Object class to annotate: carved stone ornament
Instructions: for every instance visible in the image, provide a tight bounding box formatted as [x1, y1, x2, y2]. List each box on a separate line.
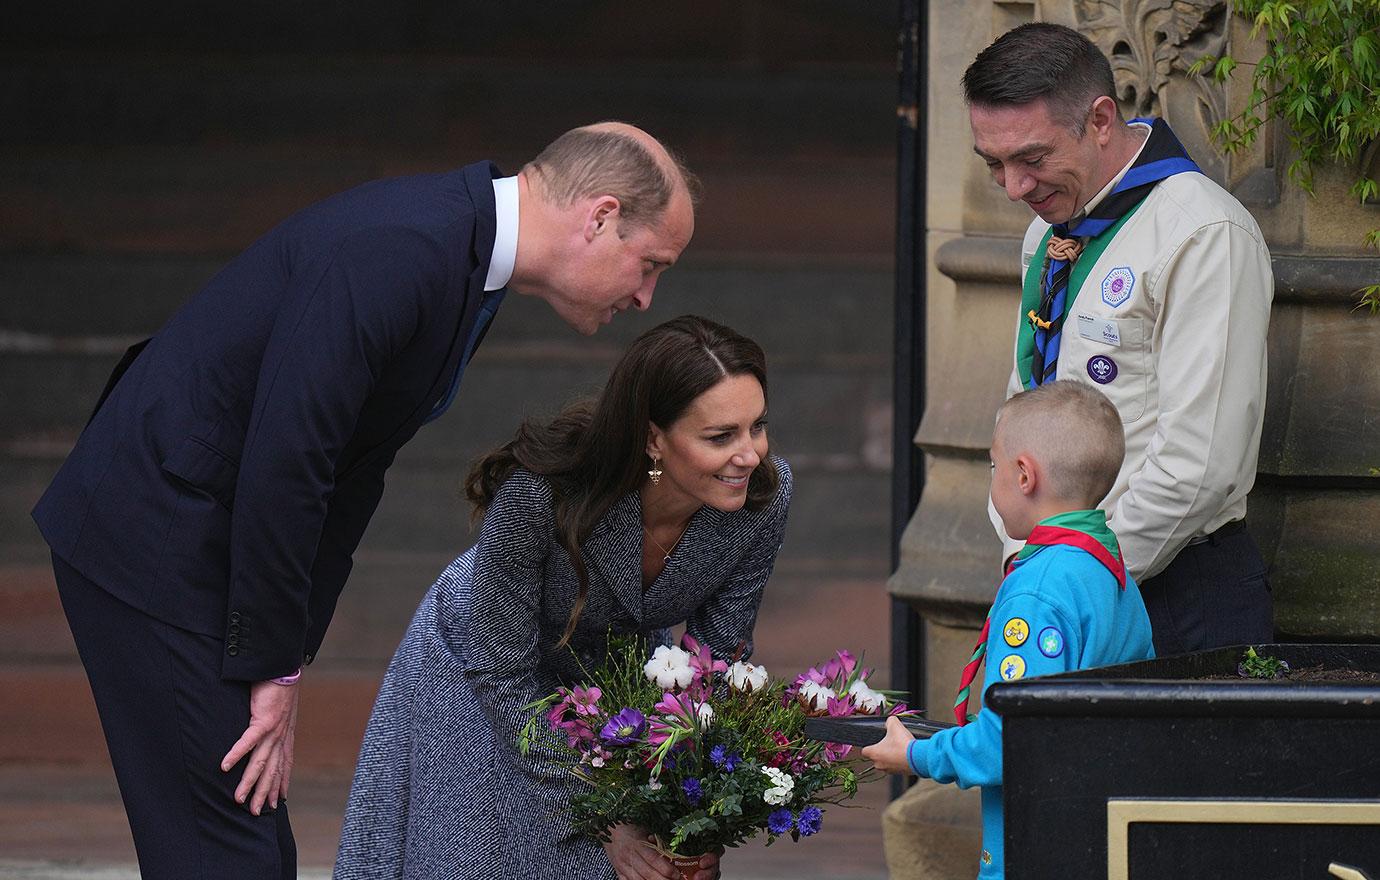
[1075, 0, 1231, 181]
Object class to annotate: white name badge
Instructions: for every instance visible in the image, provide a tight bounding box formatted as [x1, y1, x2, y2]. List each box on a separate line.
[1077, 314, 1122, 347]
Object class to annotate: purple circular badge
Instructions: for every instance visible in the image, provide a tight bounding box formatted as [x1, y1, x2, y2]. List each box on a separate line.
[1087, 355, 1118, 384]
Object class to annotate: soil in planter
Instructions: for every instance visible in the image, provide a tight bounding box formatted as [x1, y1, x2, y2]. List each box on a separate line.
[1200, 665, 1380, 684]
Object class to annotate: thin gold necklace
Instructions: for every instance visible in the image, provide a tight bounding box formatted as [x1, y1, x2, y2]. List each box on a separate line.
[643, 522, 688, 564]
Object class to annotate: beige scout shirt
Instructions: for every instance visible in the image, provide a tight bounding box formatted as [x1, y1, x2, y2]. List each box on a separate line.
[989, 133, 1274, 581]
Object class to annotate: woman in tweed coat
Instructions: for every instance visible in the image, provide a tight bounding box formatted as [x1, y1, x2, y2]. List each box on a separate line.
[335, 316, 792, 880]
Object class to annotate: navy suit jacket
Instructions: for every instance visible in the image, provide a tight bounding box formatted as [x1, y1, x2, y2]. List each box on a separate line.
[34, 161, 502, 681]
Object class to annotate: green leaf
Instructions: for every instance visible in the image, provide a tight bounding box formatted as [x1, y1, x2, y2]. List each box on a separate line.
[1188, 55, 1215, 77]
[1359, 284, 1380, 313]
[1350, 176, 1378, 203]
[1355, 33, 1376, 71]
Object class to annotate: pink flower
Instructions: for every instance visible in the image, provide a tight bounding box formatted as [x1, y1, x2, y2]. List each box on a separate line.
[825, 693, 857, 717]
[765, 730, 795, 769]
[823, 742, 853, 763]
[820, 650, 857, 684]
[569, 685, 602, 716]
[680, 633, 728, 686]
[546, 685, 605, 752]
[649, 691, 702, 746]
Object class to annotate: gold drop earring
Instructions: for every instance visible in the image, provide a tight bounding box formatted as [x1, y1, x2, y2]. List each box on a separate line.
[648, 455, 663, 485]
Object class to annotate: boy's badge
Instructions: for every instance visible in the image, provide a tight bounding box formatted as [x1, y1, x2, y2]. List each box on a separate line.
[1038, 626, 1065, 658]
[999, 654, 1027, 681]
[1087, 355, 1118, 385]
[1101, 266, 1135, 307]
[1003, 617, 1030, 647]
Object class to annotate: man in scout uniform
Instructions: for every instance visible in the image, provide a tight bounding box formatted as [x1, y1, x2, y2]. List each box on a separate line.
[864, 381, 1155, 879]
[966, 23, 1275, 656]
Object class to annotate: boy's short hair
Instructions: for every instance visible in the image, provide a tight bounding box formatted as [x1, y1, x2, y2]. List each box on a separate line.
[996, 381, 1125, 506]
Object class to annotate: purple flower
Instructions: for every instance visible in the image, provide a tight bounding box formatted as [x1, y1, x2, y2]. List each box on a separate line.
[682, 778, 703, 805]
[599, 708, 647, 746]
[797, 806, 823, 836]
[767, 808, 793, 835]
[709, 745, 740, 772]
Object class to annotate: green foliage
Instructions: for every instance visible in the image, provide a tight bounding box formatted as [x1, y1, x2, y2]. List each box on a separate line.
[1239, 646, 1291, 679]
[1187, 0, 1380, 308]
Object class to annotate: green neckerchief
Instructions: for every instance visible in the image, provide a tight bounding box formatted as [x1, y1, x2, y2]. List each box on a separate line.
[1015, 197, 1149, 388]
[1014, 509, 1120, 562]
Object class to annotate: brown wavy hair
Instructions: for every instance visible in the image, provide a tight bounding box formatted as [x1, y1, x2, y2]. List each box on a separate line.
[464, 315, 779, 646]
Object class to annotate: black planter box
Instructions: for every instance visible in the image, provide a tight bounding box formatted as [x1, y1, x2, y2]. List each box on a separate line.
[985, 644, 1380, 880]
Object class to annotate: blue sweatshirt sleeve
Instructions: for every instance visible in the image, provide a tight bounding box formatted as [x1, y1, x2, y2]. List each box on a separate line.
[907, 581, 1081, 788]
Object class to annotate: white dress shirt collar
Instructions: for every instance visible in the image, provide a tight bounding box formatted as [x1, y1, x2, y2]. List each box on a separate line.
[484, 176, 519, 292]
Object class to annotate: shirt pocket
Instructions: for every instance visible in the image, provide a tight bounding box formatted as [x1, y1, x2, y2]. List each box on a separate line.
[1063, 317, 1149, 424]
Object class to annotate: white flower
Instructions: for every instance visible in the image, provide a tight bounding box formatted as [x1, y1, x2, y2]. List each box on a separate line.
[648, 779, 663, 791]
[695, 702, 714, 728]
[728, 661, 768, 693]
[644, 645, 695, 690]
[591, 754, 605, 767]
[761, 767, 795, 805]
[848, 679, 886, 714]
[799, 680, 837, 712]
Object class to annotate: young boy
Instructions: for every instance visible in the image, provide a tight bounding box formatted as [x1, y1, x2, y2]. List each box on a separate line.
[863, 380, 1154, 879]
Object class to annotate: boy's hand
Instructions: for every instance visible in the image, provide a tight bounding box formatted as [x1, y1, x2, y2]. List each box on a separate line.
[861, 715, 916, 775]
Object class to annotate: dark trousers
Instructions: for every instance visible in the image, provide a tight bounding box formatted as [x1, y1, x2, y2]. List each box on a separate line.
[53, 553, 296, 880]
[1138, 523, 1274, 657]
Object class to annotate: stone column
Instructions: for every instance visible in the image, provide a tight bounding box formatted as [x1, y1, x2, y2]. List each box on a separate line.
[883, 1, 1380, 877]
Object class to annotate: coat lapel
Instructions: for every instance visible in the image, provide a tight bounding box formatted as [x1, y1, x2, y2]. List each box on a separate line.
[583, 492, 646, 624]
[583, 492, 736, 625]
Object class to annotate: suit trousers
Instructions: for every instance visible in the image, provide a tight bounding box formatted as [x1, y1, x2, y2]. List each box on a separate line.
[1137, 522, 1274, 657]
[53, 553, 296, 880]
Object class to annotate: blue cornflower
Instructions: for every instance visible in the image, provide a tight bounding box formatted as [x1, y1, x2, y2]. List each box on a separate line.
[682, 778, 703, 805]
[797, 806, 823, 836]
[709, 745, 740, 772]
[767, 808, 793, 835]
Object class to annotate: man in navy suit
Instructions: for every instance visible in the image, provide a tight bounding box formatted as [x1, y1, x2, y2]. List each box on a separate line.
[32, 121, 697, 880]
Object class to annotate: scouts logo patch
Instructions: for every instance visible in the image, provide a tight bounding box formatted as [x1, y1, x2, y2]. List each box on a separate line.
[999, 654, 1027, 681]
[1101, 267, 1135, 308]
[1003, 617, 1030, 647]
[1087, 355, 1118, 385]
[1038, 626, 1065, 658]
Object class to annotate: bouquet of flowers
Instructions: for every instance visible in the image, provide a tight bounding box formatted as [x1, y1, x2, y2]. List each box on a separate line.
[519, 633, 907, 874]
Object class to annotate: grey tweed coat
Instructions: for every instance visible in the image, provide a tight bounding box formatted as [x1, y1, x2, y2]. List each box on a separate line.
[334, 458, 792, 879]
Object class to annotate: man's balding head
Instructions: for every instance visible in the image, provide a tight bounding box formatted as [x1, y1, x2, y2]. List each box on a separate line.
[523, 121, 700, 231]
